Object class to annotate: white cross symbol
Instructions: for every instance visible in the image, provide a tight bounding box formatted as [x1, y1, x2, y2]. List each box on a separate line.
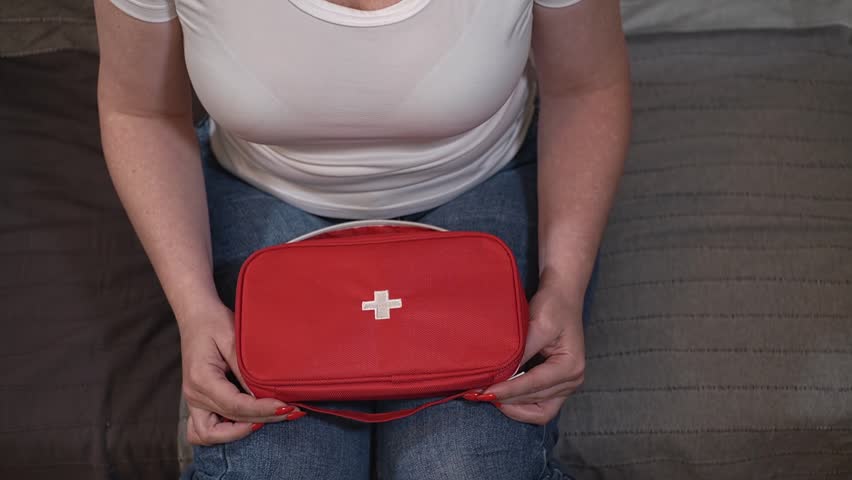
[361, 290, 403, 320]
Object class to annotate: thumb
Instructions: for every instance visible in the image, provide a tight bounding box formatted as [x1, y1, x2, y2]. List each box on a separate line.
[217, 333, 252, 394]
[520, 313, 559, 366]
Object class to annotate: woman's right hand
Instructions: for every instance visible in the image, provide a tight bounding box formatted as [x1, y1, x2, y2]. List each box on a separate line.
[180, 300, 303, 445]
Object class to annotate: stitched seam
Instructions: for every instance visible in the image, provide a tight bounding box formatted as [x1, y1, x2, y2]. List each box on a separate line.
[624, 161, 852, 175]
[620, 192, 852, 203]
[600, 245, 852, 258]
[587, 348, 852, 360]
[771, 472, 852, 478]
[535, 422, 549, 480]
[562, 426, 852, 437]
[0, 280, 168, 293]
[631, 51, 852, 60]
[219, 442, 230, 480]
[0, 376, 179, 392]
[239, 233, 523, 386]
[0, 418, 180, 435]
[633, 75, 852, 87]
[598, 277, 852, 291]
[0, 46, 92, 58]
[632, 133, 852, 145]
[634, 104, 852, 116]
[588, 313, 851, 325]
[574, 385, 852, 394]
[562, 450, 852, 468]
[0, 249, 142, 257]
[252, 366, 509, 386]
[1, 458, 180, 469]
[607, 212, 852, 225]
[0, 17, 94, 24]
[0, 339, 177, 361]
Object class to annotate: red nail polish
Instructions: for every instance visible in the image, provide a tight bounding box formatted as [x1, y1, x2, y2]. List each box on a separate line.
[275, 406, 295, 416]
[492, 402, 503, 408]
[251, 423, 264, 432]
[285, 411, 307, 421]
[462, 392, 480, 401]
[476, 393, 497, 402]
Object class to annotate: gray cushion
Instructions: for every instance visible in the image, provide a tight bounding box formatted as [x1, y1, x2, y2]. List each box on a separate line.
[621, 0, 852, 34]
[556, 27, 852, 479]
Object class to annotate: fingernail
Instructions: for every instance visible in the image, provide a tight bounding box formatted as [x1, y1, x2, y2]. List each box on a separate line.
[285, 411, 307, 421]
[492, 401, 503, 408]
[275, 406, 295, 416]
[476, 393, 498, 402]
[251, 423, 264, 432]
[462, 392, 480, 401]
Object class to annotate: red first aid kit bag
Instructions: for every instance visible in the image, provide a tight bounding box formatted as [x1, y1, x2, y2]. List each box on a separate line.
[235, 221, 528, 422]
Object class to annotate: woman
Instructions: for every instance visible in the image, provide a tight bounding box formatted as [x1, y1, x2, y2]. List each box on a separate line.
[94, 0, 630, 478]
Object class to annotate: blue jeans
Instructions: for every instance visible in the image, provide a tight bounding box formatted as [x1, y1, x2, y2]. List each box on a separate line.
[183, 119, 573, 480]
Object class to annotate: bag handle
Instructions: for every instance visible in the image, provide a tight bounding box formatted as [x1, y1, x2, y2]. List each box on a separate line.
[289, 392, 471, 423]
[287, 219, 447, 243]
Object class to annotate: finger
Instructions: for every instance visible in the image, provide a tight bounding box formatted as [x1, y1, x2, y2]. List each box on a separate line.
[186, 415, 204, 445]
[186, 415, 200, 445]
[520, 315, 561, 366]
[487, 354, 583, 401]
[500, 380, 581, 405]
[188, 405, 253, 446]
[497, 397, 566, 425]
[197, 371, 292, 422]
[217, 328, 252, 394]
[186, 414, 230, 446]
[211, 327, 299, 422]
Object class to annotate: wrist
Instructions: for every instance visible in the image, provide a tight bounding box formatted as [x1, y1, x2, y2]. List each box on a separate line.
[537, 265, 590, 303]
[538, 229, 599, 297]
[168, 282, 226, 328]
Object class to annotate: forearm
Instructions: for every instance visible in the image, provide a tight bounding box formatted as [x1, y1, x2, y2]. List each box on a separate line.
[99, 110, 219, 323]
[536, 81, 631, 299]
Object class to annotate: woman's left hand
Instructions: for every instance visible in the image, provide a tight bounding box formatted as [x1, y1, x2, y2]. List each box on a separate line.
[479, 281, 586, 425]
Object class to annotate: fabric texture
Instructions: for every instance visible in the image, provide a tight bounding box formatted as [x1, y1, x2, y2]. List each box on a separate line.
[184, 398, 565, 480]
[104, 0, 586, 219]
[106, 0, 176, 23]
[107, 0, 586, 23]
[236, 230, 527, 404]
[621, 0, 852, 34]
[0, 0, 98, 57]
[5, 0, 852, 58]
[556, 27, 852, 479]
[0, 52, 182, 479]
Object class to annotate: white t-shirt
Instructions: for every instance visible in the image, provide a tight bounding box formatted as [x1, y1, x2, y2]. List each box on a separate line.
[110, 0, 583, 219]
